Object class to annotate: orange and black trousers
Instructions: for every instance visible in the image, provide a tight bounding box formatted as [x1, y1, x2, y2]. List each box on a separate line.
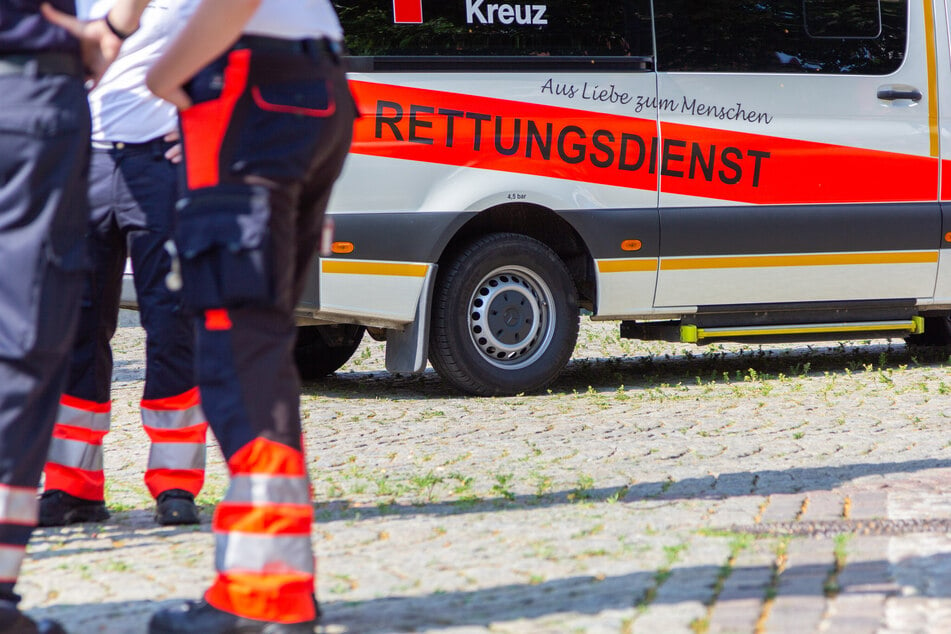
[174, 36, 355, 624]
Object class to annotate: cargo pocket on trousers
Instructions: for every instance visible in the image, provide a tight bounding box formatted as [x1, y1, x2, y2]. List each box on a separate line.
[174, 185, 273, 311]
[230, 78, 335, 183]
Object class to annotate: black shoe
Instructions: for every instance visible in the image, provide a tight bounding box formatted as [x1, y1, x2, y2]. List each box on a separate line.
[155, 489, 200, 526]
[148, 600, 316, 633]
[38, 490, 109, 527]
[0, 611, 66, 634]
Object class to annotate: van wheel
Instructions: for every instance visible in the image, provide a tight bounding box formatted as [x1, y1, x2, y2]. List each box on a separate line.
[294, 324, 365, 380]
[905, 315, 951, 347]
[429, 233, 579, 396]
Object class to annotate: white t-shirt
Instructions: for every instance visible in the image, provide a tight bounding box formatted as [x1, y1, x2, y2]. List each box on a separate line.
[244, 0, 343, 41]
[79, 0, 199, 143]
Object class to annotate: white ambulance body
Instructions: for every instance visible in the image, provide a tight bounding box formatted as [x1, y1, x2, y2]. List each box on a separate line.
[295, 0, 951, 395]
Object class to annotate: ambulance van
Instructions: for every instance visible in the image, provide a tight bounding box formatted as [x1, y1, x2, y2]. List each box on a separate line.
[293, 0, 951, 395]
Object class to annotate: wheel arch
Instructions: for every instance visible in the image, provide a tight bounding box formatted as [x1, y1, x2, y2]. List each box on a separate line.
[434, 203, 596, 311]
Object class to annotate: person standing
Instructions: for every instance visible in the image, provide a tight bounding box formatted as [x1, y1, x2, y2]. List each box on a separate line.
[143, 0, 355, 631]
[0, 1, 148, 631]
[38, 0, 207, 529]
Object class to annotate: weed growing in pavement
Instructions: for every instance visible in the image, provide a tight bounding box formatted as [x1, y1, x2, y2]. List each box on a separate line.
[103, 559, 131, 573]
[446, 472, 474, 496]
[573, 474, 595, 500]
[328, 573, 358, 594]
[605, 485, 630, 504]
[532, 472, 554, 497]
[410, 471, 444, 503]
[687, 534, 751, 633]
[659, 476, 675, 495]
[373, 474, 402, 499]
[823, 533, 851, 597]
[635, 542, 689, 613]
[690, 616, 710, 634]
[760, 538, 790, 607]
[416, 408, 446, 421]
[491, 473, 516, 501]
[525, 540, 558, 561]
[571, 523, 605, 539]
[324, 477, 345, 498]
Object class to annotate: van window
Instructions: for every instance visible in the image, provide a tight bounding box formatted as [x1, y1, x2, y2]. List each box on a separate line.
[655, 0, 907, 74]
[335, 0, 653, 69]
[804, 0, 881, 38]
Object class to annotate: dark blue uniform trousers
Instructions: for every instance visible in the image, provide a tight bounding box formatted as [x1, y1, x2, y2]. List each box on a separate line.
[0, 70, 90, 610]
[66, 140, 194, 405]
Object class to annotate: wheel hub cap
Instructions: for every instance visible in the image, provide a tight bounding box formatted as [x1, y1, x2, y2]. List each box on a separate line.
[469, 272, 544, 362]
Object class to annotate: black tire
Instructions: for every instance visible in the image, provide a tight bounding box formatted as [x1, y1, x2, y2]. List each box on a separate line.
[905, 315, 951, 347]
[429, 233, 579, 396]
[294, 324, 365, 380]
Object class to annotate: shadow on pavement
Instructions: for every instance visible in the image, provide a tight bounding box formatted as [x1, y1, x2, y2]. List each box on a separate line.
[310, 341, 950, 400]
[25, 553, 951, 633]
[307, 458, 951, 523]
[26, 458, 951, 549]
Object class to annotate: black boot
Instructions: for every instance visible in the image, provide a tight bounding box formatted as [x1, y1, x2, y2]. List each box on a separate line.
[148, 600, 317, 633]
[154, 489, 200, 526]
[38, 490, 109, 527]
[0, 611, 66, 634]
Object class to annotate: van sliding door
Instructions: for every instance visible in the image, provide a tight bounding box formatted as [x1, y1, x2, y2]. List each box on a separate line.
[652, 0, 940, 310]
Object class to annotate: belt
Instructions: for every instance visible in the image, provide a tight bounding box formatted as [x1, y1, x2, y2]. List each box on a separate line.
[233, 35, 344, 58]
[0, 52, 82, 78]
[91, 135, 174, 152]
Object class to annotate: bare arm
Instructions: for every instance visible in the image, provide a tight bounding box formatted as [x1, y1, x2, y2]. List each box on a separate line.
[102, 0, 152, 35]
[40, 0, 152, 85]
[146, 0, 262, 110]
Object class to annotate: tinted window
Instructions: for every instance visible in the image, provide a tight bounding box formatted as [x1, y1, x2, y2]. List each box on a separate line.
[804, 0, 882, 37]
[335, 0, 653, 60]
[656, 0, 907, 74]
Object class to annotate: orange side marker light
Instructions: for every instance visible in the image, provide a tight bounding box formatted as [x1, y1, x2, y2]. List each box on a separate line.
[621, 239, 642, 252]
[331, 242, 354, 254]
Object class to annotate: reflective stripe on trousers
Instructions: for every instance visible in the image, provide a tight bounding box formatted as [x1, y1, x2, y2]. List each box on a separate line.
[0, 485, 37, 582]
[44, 388, 208, 500]
[0, 546, 27, 585]
[43, 395, 110, 500]
[205, 438, 315, 623]
[141, 387, 208, 497]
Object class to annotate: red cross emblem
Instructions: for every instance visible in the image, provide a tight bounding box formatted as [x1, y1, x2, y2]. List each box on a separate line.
[393, 0, 423, 23]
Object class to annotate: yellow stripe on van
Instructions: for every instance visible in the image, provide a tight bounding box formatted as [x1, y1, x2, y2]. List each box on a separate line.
[660, 251, 938, 271]
[924, 0, 939, 157]
[321, 260, 428, 277]
[597, 259, 658, 273]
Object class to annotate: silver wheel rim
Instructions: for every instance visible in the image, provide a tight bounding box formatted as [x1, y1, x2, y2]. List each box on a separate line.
[466, 265, 556, 370]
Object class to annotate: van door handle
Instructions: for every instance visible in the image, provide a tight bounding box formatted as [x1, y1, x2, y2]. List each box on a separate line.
[877, 85, 923, 102]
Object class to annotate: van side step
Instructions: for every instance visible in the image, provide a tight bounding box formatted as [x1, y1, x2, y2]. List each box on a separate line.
[621, 317, 924, 345]
[681, 317, 923, 343]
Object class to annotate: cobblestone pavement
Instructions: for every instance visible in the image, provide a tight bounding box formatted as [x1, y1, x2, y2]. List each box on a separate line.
[16, 312, 951, 633]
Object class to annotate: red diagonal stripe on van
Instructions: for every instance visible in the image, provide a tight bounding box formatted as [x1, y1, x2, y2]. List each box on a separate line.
[349, 80, 938, 205]
[393, 0, 423, 23]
